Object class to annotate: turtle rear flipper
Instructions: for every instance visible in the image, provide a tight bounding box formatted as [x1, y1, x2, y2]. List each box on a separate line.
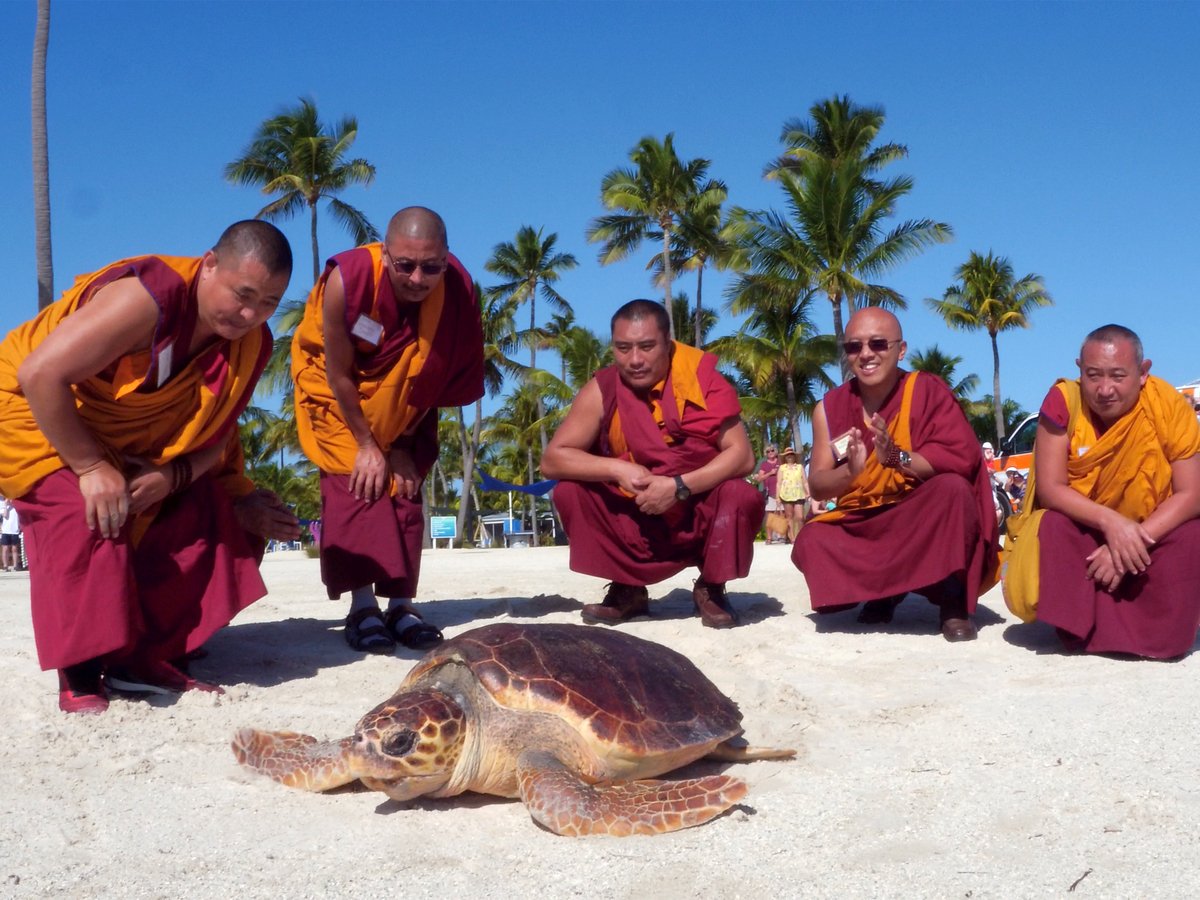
[233, 728, 357, 792]
[516, 750, 747, 837]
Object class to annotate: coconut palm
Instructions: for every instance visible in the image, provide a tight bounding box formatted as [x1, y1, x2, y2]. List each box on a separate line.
[588, 134, 726, 337]
[712, 285, 837, 451]
[966, 395, 1030, 446]
[225, 97, 378, 285]
[456, 283, 523, 543]
[32, 0, 53, 309]
[926, 251, 1052, 442]
[485, 226, 577, 454]
[738, 96, 952, 378]
[669, 292, 718, 348]
[908, 344, 980, 406]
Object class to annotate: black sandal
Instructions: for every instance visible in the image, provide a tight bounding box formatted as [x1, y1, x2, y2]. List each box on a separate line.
[344, 607, 396, 654]
[384, 606, 443, 651]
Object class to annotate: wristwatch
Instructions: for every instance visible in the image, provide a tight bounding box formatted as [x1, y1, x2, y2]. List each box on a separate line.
[897, 449, 911, 468]
[884, 444, 911, 469]
[673, 475, 691, 502]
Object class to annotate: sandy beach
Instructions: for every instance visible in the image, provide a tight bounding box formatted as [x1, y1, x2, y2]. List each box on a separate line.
[2, 543, 1198, 899]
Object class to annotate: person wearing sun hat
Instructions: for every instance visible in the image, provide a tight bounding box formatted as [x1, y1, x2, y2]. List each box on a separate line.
[775, 446, 810, 542]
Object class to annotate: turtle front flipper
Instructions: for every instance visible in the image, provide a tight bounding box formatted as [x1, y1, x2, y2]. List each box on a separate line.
[516, 750, 748, 837]
[232, 728, 357, 792]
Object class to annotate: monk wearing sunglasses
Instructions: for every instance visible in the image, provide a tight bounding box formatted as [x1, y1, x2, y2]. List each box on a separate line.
[793, 308, 999, 641]
[292, 207, 484, 655]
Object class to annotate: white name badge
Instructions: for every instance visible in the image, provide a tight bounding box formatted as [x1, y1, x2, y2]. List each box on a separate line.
[156, 343, 174, 387]
[350, 314, 383, 345]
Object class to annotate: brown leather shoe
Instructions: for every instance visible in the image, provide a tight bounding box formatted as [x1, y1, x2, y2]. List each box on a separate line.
[582, 583, 650, 624]
[939, 600, 978, 642]
[693, 579, 738, 628]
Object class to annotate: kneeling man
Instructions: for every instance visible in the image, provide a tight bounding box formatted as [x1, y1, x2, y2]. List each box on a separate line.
[541, 299, 762, 628]
[1004, 325, 1200, 659]
[793, 308, 999, 641]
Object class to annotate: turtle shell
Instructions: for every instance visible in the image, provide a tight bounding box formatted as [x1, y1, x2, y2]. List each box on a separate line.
[401, 622, 743, 755]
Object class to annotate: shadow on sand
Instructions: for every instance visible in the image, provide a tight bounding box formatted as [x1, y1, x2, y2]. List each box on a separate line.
[806, 593, 1006, 638]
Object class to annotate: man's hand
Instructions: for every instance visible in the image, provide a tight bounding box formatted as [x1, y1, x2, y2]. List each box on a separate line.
[866, 413, 895, 466]
[234, 489, 301, 540]
[125, 456, 174, 515]
[841, 428, 868, 477]
[1085, 544, 1124, 592]
[350, 442, 390, 502]
[632, 473, 677, 515]
[1098, 508, 1154, 576]
[612, 460, 653, 496]
[388, 446, 421, 499]
[78, 460, 129, 539]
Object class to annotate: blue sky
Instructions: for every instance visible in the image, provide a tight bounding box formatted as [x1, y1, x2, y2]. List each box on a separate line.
[3, 0, 1198, 441]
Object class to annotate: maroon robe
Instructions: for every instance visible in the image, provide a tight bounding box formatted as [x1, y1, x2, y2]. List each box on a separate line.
[793, 371, 1000, 612]
[311, 248, 484, 598]
[1029, 387, 1200, 659]
[553, 349, 764, 586]
[16, 468, 266, 671]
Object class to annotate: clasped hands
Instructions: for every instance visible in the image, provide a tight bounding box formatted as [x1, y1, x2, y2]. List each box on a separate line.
[1086, 511, 1155, 591]
[614, 460, 678, 516]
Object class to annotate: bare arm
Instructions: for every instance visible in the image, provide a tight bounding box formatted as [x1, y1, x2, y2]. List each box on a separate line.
[320, 268, 390, 502]
[630, 417, 757, 517]
[18, 277, 159, 537]
[807, 401, 857, 501]
[540, 380, 651, 492]
[1033, 417, 1154, 580]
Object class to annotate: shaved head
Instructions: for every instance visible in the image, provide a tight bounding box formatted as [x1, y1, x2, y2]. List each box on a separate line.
[845, 307, 902, 341]
[1081, 323, 1143, 366]
[386, 207, 447, 248]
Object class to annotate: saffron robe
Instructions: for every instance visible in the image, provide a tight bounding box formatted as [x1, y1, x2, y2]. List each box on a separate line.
[793, 371, 1000, 611]
[0, 255, 271, 670]
[1004, 377, 1200, 658]
[553, 343, 764, 586]
[291, 245, 484, 597]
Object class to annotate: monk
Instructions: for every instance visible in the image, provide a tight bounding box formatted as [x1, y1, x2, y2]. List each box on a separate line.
[1004, 325, 1200, 659]
[541, 299, 762, 628]
[0, 220, 302, 714]
[292, 207, 483, 654]
[792, 308, 999, 642]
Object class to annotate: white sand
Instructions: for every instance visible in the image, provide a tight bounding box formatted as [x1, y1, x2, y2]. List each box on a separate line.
[1, 544, 1198, 899]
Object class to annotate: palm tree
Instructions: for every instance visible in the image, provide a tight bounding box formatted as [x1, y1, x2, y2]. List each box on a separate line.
[738, 96, 952, 378]
[456, 283, 522, 544]
[669, 291, 718, 348]
[926, 251, 1052, 442]
[712, 285, 837, 451]
[767, 94, 907, 180]
[908, 344, 980, 406]
[967, 395, 1030, 446]
[32, 0, 53, 309]
[553, 321, 611, 391]
[225, 97, 378, 285]
[587, 133, 726, 337]
[484, 226, 576, 455]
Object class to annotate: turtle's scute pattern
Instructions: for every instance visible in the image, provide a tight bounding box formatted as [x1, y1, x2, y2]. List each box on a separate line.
[420, 623, 743, 754]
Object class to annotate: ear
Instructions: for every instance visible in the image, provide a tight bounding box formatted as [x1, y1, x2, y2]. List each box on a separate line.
[897, 340, 907, 362]
[1139, 358, 1152, 384]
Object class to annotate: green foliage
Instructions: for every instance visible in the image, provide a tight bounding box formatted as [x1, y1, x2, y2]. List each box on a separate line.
[225, 96, 379, 285]
[908, 344, 980, 403]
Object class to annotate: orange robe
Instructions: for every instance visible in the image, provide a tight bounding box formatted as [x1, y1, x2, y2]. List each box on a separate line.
[793, 371, 1000, 613]
[291, 245, 483, 597]
[1004, 377, 1200, 658]
[0, 256, 271, 670]
[553, 343, 764, 585]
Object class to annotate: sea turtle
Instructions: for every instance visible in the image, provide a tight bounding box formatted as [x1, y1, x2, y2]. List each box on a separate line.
[233, 622, 794, 836]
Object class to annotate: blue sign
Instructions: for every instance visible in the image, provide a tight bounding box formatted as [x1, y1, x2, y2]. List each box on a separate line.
[430, 516, 457, 540]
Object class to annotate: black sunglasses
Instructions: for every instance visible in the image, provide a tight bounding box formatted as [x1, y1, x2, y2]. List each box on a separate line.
[383, 248, 447, 277]
[842, 338, 900, 355]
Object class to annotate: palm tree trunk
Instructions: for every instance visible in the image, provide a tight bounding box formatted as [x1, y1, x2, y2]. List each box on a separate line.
[830, 290, 850, 382]
[990, 331, 1005, 443]
[786, 374, 801, 450]
[309, 201, 320, 286]
[693, 264, 704, 347]
[529, 282, 549, 453]
[32, 0, 53, 310]
[661, 226, 675, 339]
[527, 446, 540, 547]
[456, 405, 477, 546]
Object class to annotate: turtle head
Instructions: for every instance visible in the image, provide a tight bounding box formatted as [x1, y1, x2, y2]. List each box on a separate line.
[349, 689, 466, 802]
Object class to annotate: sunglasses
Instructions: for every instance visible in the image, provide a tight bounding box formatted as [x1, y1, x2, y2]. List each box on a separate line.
[383, 248, 447, 277]
[842, 338, 900, 355]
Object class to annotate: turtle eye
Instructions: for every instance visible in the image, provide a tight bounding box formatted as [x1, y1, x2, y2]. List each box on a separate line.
[381, 729, 418, 758]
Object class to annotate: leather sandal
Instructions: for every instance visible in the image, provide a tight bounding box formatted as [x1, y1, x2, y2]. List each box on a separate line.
[344, 607, 396, 655]
[58, 661, 109, 714]
[384, 606, 443, 651]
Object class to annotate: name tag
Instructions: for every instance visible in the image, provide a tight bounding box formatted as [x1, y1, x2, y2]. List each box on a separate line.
[156, 343, 174, 387]
[350, 314, 383, 345]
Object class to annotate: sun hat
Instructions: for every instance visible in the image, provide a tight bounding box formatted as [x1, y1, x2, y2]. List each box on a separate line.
[982, 441, 994, 450]
[782, 446, 796, 456]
